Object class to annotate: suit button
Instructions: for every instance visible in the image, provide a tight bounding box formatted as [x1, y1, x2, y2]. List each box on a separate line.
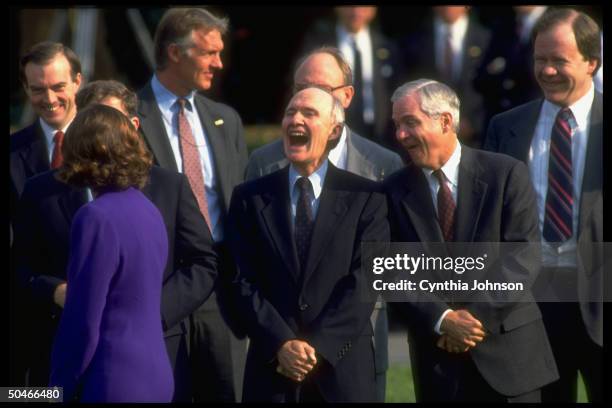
[299, 303, 309, 311]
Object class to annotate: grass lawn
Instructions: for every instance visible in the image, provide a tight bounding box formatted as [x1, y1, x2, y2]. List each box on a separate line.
[385, 364, 588, 402]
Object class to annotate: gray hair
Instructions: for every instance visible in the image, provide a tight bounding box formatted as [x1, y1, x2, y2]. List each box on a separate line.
[154, 8, 228, 70]
[391, 79, 461, 133]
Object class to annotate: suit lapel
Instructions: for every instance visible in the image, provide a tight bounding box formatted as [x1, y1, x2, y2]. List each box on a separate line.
[302, 165, 350, 284]
[455, 147, 487, 242]
[260, 167, 300, 283]
[18, 121, 50, 176]
[345, 127, 375, 178]
[138, 83, 179, 171]
[505, 99, 543, 163]
[194, 95, 232, 209]
[399, 165, 444, 243]
[579, 91, 603, 233]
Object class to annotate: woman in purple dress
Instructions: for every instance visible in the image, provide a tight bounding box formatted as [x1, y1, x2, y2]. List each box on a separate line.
[48, 105, 173, 402]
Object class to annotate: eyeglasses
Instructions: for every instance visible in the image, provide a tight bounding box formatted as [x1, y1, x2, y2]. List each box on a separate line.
[293, 83, 350, 95]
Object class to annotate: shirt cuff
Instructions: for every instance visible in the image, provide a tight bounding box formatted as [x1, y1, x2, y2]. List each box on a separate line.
[434, 309, 454, 334]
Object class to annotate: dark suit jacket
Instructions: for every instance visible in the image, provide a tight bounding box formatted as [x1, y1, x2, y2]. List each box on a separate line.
[227, 164, 389, 402]
[400, 17, 491, 145]
[13, 166, 218, 394]
[301, 21, 403, 149]
[473, 13, 542, 135]
[10, 121, 49, 221]
[483, 91, 603, 346]
[384, 146, 558, 399]
[137, 83, 248, 329]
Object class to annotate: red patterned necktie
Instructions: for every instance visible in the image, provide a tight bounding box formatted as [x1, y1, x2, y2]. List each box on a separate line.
[543, 108, 574, 242]
[177, 98, 212, 231]
[433, 169, 455, 242]
[50, 130, 64, 169]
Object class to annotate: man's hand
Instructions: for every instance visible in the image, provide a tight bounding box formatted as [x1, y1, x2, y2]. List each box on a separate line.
[439, 309, 485, 348]
[276, 339, 317, 382]
[436, 334, 471, 353]
[53, 283, 67, 308]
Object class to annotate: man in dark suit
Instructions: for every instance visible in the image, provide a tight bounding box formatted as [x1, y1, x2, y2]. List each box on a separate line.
[385, 79, 558, 402]
[300, 7, 403, 150]
[228, 87, 388, 402]
[9, 41, 82, 387]
[474, 6, 547, 137]
[246, 46, 401, 401]
[12, 80, 219, 402]
[136, 8, 248, 402]
[483, 8, 603, 402]
[400, 6, 490, 146]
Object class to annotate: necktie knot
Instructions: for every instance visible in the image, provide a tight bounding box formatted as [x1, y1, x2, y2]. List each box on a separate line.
[296, 177, 312, 194]
[557, 107, 573, 123]
[432, 169, 446, 185]
[54, 130, 64, 144]
[177, 97, 189, 112]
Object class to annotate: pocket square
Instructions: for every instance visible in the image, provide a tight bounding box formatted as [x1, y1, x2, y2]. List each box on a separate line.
[214, 119, 224, 126]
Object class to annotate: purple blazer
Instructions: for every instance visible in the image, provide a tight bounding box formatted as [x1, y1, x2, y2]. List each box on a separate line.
[49, 187, 173, 402]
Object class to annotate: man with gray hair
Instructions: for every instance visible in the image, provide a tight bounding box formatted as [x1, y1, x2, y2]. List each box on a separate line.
[384, 79, 558, 401]
[246, 46, 402, 401]
[228, 87, 388, 402]
[137, 7, 248, 402]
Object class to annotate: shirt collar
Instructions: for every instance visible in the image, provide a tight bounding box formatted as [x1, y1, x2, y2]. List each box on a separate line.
[39, 117, 72, 148]
[152, 74, 196, 112]
[542, 81, 594, 131]
[327, 125, 348, 167]
[422, 140, 462, 188]
[336, 24, 371, 49]
[289, 159, 328, 201]
[435, 14, 468, 42]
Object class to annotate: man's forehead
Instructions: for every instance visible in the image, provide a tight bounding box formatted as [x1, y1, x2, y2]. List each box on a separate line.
[290, 88, 333, 108]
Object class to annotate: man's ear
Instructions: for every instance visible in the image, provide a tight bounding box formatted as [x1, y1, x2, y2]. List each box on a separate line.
[330, 123, 343, 141]
[440, 112, 454, 133]
[342, 86, 355, 108]
[130, 116, 140, 130]
[167, 43, 183, 64]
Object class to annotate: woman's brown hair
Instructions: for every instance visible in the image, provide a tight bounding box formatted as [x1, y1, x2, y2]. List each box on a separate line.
[56, 104, 152, 191]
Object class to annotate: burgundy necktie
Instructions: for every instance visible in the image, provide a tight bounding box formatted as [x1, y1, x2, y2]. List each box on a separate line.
[50, 130, 64, 169]
[433, 169, 455, 242]
[177, 98, 212, 231]
[543, 108, 574, 242]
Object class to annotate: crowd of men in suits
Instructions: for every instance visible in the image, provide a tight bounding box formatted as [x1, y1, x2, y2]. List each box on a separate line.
[9, 5, 603, 403]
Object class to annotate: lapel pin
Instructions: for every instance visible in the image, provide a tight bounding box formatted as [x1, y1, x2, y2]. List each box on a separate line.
[214, 119, 224, 126]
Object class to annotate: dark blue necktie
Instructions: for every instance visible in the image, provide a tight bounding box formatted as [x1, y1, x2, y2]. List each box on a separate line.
[543, 108, 574, 242]
[295, 177, 314, 271]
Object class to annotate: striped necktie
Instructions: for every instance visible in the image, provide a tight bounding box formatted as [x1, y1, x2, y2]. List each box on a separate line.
[543, 107, 574, 242]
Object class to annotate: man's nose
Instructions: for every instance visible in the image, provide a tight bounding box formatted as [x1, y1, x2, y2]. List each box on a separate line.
[541, 64, 558, 76]
[42, 89, 58, 104]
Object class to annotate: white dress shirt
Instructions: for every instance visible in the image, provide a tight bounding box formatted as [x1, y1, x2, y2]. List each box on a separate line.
[327, 125, 349, 171]
[337, 25, 375, 125]
[151, 74, 223, 242]
[529, 83, 594, 267]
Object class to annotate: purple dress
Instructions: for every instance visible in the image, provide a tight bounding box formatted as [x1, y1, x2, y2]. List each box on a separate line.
[49, 187, 173, 402]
